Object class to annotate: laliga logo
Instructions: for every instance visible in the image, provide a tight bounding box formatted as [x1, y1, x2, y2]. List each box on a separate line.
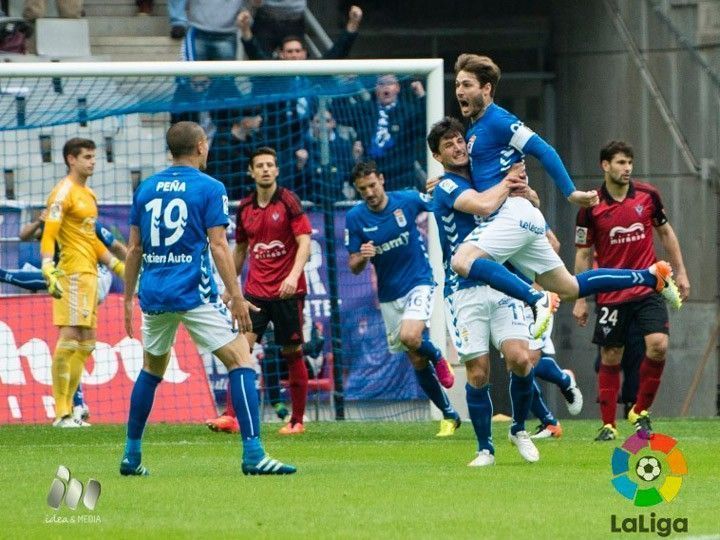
[611, 432, 687, 506]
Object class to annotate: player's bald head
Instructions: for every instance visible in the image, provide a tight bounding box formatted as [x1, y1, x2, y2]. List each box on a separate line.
[166, 121, 207, 158]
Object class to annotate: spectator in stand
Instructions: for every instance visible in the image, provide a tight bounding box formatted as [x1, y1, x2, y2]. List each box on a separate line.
[136, 0, 152, 15]
[22, 0, 83, 22]
[171, 0, 245, 124]
[237, 5, 362, 60]
[337, 74, 426, 192]
[207, 110, 265, 201]
[294, 109, 362, 203]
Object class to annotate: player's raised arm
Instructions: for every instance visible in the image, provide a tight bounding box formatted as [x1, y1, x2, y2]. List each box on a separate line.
[123, 225, 143, 338]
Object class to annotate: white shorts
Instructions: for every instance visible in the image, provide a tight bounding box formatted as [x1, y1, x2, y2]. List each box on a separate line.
[379, 284, 434, 353]
[464, 197, 564, 280]
[142, 301, 237, 356]
[97, 265, 113, 304]
[445, 285, 532, 363]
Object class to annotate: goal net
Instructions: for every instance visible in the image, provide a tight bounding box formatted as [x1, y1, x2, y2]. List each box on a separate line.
[0, 59, 445, 425]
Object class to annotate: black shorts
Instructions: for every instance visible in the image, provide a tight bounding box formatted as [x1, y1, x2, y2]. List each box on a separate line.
[592, 294, 669, 348]
[246, 294, 304, 347]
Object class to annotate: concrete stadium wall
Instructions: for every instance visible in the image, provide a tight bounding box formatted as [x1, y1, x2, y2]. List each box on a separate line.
[544, 0, 719, 418]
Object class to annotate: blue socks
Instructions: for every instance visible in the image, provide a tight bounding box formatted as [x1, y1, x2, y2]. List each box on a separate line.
[124, 370, 162, 461]
[534, 356, 571, 390]
[414, 365, 457, 419]
[73, 384, 84, 407]
[228, 367, 265, 464]
[576, 268, 656, 298]
[468, 258, 544, 306]
[530, 380, 557, 427]
[417, 331, 442, 363]
[509, 370, 535, 435]
[466, 383, 494, 453]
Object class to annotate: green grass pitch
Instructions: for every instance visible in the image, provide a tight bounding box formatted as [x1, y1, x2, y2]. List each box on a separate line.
[2, 419, 718, 539]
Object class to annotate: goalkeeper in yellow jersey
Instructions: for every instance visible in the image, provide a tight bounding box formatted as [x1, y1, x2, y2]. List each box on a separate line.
[40, 138, 125, 428]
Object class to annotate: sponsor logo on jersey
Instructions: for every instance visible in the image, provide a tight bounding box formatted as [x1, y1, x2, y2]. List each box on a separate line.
[575, 226, 588, 245]
[253, 239, 287, 259]
[519, 220, 545, 235]
[393, 208, 407, 227]
[362, 226, 378, 232]
[374, 231, 410, 255]
[439, 179, 459, 194]
[609, 222, 646, 245]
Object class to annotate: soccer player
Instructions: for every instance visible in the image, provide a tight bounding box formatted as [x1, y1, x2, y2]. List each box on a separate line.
[427, 117, 581, 464]
[443, 53, 682, 339]
[121, 122, 295, 476]
[345, 161, 460, 437]
[573, 141, 690, 440]
[206, 146, 312, 435]
[40, 138, 125, 428]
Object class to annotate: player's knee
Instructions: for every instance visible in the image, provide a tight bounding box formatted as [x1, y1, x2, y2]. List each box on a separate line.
[645, 337, 668, 360]
[504, 346, 533, 375]
[398, 329, 422, 351]
[601, 347, 623, 366]
[450, 245, 478, 278]
[465, 358, 489, 387]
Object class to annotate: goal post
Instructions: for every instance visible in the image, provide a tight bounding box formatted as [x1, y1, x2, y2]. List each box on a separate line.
[0, 58, 446, 424]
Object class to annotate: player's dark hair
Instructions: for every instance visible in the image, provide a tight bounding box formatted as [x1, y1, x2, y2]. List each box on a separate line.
[281, 35, 305, 50]
[249, 146, 277, 168]
[62, 137, 96, 167]
[427, 117, 466, 154]
[454, 54, 501, 97]
[166, 121, 206, 158]
[600, 140, 634, 163]
[351, 161, 380, 182]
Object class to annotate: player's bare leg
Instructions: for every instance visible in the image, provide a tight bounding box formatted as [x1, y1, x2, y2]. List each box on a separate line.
[399, 318, 454, 388]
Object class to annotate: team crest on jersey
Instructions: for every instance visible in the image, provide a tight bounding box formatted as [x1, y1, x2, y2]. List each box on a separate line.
[272, 211, 280, 221]
[635, 204, 644, 216]
[393, 208, 407, 227]
[467, 134, 476, 153]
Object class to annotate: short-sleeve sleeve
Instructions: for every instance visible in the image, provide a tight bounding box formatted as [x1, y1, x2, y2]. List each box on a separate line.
[204, 181, 230, 229]
[283, 189, 312, 236]
[344, 210, 363, 253]
[95, 221, 115, 248]
[648, 188, 668, 227]
[575, 207, 594, 247]
[488, 108, 536, 152]
[436, 177, 470, 209]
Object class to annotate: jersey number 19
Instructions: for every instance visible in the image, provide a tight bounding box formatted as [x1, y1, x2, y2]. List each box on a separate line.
[145, 197, 188, 247]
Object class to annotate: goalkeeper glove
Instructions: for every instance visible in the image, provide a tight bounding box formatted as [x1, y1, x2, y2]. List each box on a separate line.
[109, 257, 125, 279]
[41, 259, 63, 299]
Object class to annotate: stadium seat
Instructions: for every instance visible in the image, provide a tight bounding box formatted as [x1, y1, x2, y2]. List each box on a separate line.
[35, 18, 90, 58]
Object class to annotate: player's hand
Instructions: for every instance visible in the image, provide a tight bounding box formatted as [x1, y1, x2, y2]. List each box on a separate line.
[675, 272, 690, 301]
[41, 261, 63, 299]
[278, 275, 299, 299]
[425, 176, 440, 195]
[236, 10, 252, 36]
[359, 241, 376, 259]
[568, 190, 599, 208]
[124, 298, 134, 338]
[347, 5, 362, 32]
[572, 298, 589, 327]
[38, 208, 48, 222]
[227, 293, 258, 334]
